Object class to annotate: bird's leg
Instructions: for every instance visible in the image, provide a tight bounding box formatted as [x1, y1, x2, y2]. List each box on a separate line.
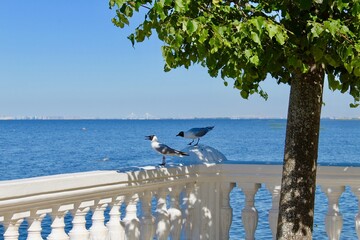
[160, 156, 166, 166]
[188, 139, 194, 145]
[194, 138, 200, 146]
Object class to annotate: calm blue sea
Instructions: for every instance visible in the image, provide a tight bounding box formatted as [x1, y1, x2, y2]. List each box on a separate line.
[0, 119, 359, 239]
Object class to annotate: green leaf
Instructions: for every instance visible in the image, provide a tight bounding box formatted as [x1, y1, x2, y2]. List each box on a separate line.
[344, 62, 353, 73]
[309, 22, 324, 38]
[250, 55, 260, 66]
[324, 19, 340, 37]
[250, 17, 265, 34]
[128, 33, 135, 46]
[265, 23, 277, 39]
[336, 0, 349, 12]
[175, 0, 184, 12]
[240, 90, 249, 99]
[259, 90, 268, 100]
[324, 54, 340, 67]
[187, 20, 198, 34]
[354, 67, 360, 77]
[244, 49, 252, 59]
[301, 64, 309, 73]
[113, 0, 126, 8]
[311, 46, 324, 62]
[251, 32, 261, 45]
[350, 103, 360, 108]
[275, 31, 286, 45]
[198, 28, 208, 43]
[328, 73, 340, 91]
[135, 29, 145, 42]
[288, 56, 300, 68]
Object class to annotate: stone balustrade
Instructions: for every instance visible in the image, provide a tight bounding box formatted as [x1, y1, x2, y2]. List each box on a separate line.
[0, 162, 360, 240]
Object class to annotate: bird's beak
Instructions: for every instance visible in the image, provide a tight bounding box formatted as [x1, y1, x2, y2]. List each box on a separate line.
[145, 136, 151, 140]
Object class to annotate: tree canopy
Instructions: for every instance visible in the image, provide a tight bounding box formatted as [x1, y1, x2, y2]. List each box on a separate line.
[110, 0, 360, 107]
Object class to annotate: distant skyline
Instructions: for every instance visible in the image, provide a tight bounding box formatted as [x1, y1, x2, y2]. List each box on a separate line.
[1, 1, 359, 119]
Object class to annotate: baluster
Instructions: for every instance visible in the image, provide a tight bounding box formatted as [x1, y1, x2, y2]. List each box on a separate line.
[322, 185, 345, 240]
[123, 193, 140, 240]
[3, 213, 23, 240]
[89, 200, 108, 240]
[191, 183, 201, 239]
[352, 186, 360, 238]
[47, 206, 70, 240]
[207, 182, 219, 239]
[238, 183, 260, 240]
[140, 191, 155, 240]
[168, 185, 182, 240]
[107, 196, 125, 240]
[68, 203, 90, 240]
[27, 209, 46, 240]
[155, 188, 170, 240]
[219, 182, 235, 240]
[199, 182, 211, 240]
[182, 182, 196, 239]
[267, 184, 281, 239]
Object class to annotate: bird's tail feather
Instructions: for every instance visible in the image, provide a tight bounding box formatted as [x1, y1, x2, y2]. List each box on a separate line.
[207, 126, 215, 130]
[176, 150, 189, 157]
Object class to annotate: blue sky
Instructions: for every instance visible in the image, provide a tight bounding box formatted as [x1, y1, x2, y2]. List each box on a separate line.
[0, 1, 358, 119]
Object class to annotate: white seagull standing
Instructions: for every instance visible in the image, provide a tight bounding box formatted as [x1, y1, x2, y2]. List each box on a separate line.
[176, 126, 214, 146]
[145, 135, 189, 166]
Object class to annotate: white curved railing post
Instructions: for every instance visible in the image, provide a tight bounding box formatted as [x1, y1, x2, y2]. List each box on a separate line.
[123, 193, 140, 240]
[352, 186, 360, 239]
[266, 184, 281, 239]
[89, 200, 109, 240]
[27, 209, 46, 240]
[219, 182, 234, 240]
[107, 196, 125, 240]
[140, 191, 155, 240]
[47, 206, 70, 240]
[322, 185, 345, 240]
[198, 181, 214, 240]
[3, 214, 23, 240]
[155, 188, 170, 240]
[68, 204, 90, 240]
[238, 183, 260, 240]
[168, 185, 182, 239]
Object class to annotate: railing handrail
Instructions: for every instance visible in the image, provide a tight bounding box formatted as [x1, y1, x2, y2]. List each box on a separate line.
[2, 164, 359, 212]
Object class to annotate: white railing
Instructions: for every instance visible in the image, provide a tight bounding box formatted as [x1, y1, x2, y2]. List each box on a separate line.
[1, 163, 360, 240]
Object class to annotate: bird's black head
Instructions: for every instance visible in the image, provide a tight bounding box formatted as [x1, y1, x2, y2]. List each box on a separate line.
[145, 135, 155, 141]
[176, 131, 184, 137]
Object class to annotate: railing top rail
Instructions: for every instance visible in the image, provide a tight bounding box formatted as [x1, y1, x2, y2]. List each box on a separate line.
[1, 163, 360, 214]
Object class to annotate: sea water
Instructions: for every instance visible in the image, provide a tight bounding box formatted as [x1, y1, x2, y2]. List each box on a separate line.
[0, 119, 359, 239]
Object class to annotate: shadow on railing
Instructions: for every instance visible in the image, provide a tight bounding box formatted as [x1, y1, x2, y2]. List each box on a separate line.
[1, 146, 360, 239]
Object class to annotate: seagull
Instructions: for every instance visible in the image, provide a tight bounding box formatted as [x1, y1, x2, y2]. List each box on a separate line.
[176, 126, 214, 146]
[145, 135, 189, 166]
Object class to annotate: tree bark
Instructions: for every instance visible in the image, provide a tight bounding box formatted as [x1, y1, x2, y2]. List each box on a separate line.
[276, 64, 325, 239]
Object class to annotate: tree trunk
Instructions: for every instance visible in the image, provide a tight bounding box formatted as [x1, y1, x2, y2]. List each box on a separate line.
[276, 64, 325, 239]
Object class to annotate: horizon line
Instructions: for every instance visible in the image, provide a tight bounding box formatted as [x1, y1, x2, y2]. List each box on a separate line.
[1, 116, 359, 121]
